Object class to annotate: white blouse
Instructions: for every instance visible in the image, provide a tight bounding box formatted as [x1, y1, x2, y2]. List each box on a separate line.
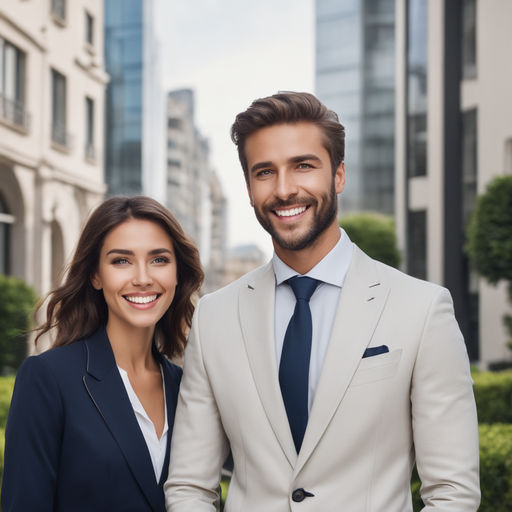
[117, 365, 168, 482]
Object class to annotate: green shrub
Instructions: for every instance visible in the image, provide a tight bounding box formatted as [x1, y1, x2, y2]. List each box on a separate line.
[478, 423, 512, 511]
[340, 213, 400, 268]
[0, 274, 37, 374]
[0, 377, 15, 430]
[473, 371, 512, 423]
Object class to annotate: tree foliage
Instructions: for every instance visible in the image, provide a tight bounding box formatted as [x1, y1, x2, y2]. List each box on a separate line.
[466, 175, 512, 284]
[0, 274, 37, 373]
[340, 213, 400, 268]
[466, 175, 512, 348]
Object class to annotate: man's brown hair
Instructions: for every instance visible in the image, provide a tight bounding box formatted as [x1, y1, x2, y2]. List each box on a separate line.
[231, 91, 345, 182]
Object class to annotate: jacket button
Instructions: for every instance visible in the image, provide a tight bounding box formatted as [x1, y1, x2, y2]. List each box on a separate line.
[292, 488, 305, 502]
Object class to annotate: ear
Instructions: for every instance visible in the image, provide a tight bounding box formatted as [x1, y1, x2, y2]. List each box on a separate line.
[91, 272, 102, 290]
[334, 161, 346, 194]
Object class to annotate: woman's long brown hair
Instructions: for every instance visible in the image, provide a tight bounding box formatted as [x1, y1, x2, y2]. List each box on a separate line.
[35, 196, 204, 359]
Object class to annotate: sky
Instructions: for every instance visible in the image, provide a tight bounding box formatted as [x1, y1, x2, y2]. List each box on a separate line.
[155, 0, 315, 258]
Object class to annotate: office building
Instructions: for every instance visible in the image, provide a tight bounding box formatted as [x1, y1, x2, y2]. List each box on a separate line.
[315, 0, 396, 214]
[0, 0, 107, 301]
[395, 0, 512, 366]
[104, 0, 165, 200]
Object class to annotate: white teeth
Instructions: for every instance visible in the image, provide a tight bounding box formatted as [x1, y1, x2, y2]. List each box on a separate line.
[125, 294, 157, 304]
[275, 206, 307, 217]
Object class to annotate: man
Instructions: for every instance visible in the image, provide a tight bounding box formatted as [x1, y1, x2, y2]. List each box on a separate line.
[165, 92, 480, 511]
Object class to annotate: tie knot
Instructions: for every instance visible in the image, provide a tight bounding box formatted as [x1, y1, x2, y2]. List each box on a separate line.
[287, 276, 320, 302]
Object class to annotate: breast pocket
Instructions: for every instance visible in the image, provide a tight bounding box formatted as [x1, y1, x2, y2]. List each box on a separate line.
[350, 348, 402, 387]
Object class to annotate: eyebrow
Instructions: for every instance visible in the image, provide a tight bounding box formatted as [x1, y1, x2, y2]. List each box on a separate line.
[105, 248, 173, 256]
[250, 154, 322, 174]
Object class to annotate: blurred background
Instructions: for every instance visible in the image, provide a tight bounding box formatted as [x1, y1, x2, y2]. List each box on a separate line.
[1, 1, 512, 508]
[2, 0, 511, 366]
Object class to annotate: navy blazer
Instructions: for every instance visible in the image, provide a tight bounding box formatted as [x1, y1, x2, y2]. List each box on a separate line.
[1, 327, 182, 512]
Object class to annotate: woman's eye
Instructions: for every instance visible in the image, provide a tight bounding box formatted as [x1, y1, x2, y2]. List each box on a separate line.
[152, 256, 170, 264]
[112, 258, 129, 265]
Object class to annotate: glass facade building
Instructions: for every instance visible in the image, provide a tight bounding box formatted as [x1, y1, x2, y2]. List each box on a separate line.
[315, 0, 395, 215]
[104, 0, 165, 198]
[105, 0, 143, 195]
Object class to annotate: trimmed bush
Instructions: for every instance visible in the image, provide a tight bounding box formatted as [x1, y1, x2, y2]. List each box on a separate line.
[0, 274, 37, 374]
[478, 423, 512, 511]
[473, 371, 512, 423]
[0, 377, 15, 430]
[340, 213, 400, 268]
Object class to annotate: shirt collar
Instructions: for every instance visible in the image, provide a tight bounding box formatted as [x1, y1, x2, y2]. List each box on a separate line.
[272, 228, 354, 288]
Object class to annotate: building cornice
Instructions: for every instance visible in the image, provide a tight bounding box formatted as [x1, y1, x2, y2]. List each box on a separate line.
[74, 55, 110, 85]
[0, 9, 46, 51]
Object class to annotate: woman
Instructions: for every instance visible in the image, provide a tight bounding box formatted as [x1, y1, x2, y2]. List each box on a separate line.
[1, 196, 203, 512]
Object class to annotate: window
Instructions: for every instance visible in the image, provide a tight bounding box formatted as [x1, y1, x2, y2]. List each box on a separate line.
[462, 0, 477, 79]
[0, 37, 28, 129]
[85, 97, 95, 160]
[0, 195, 13, 275]
[407, 210, 427, 279]
[407, 0, 428, 177]
[461, 109, 478, 227]
[505, 138, 512, 174]
[51, 69, 67, 147]
[51, 0, 66, 23]
[85, 11, 94, 46]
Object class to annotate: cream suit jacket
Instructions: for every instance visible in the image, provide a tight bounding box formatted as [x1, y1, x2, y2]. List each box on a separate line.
[165, 247, 480, 511]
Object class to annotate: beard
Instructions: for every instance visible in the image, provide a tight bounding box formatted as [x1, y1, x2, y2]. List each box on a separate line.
[253, 184, 338, 251]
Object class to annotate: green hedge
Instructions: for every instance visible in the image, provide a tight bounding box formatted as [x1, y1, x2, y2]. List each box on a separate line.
[0, 377, 14, 431]
[478, 423, 512, 511]
[473, 370, 512, 423]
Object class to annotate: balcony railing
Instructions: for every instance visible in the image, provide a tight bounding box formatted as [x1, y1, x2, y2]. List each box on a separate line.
[0, 93, 30, 131]
[85, 143, 96, 162]
[51, 121, 72, 150]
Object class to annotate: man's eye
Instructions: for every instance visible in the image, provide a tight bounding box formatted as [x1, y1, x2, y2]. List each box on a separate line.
[256, 169, 272, 177]
[298, 163, 313, 169]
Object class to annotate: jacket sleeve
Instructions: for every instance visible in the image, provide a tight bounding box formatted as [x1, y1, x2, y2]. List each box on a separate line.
[164, 301, 229, 512]
[1, 356, 64, 511]
[411, 287, 481, 510]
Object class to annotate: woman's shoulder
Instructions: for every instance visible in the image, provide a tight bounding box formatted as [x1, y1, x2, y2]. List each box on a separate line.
[161, 357, 183, 383]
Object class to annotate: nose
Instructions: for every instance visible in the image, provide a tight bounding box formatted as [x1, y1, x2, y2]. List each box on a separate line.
[132, 263, 153, 286]
[275, 169, 298, 200]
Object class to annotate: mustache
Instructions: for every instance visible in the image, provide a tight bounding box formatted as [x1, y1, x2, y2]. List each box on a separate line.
[264, 197, 317, 211]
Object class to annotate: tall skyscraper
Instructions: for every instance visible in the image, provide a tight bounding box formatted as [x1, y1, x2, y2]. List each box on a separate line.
[315, 0, 396, 215]
[104, 0, 165, 200]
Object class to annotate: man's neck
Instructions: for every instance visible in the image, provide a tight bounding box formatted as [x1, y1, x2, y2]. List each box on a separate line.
[273, 222, 341, 275]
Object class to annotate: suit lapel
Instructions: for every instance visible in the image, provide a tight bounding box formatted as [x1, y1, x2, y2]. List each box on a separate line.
[82, 328, 161, 511]
[239, 263, 297, 468]
[295, 247, 390, 474]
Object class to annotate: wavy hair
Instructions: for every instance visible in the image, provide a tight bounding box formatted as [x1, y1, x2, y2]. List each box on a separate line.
[35, 196, 204, 359]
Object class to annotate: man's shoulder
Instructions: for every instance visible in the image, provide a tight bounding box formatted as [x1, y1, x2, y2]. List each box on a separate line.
[354, 245, 445, 297]
[200, 261, 272, 305]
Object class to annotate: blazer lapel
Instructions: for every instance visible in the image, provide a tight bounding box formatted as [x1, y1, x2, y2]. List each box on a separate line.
[295, 247, 390, 474]
[82, 328, 161, 511]
[239, 263, 297, 468]
[158, 358, 180, 487]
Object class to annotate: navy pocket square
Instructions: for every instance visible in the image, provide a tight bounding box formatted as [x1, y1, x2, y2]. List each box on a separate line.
[362, 345, 389, 358]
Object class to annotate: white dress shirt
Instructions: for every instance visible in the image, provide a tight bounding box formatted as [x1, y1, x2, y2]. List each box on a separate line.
[117, 365, 168, 482]
[272, 228, 354, 412]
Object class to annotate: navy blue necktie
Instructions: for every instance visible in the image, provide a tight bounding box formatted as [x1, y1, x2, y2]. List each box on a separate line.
[279, 276, 320, 453]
